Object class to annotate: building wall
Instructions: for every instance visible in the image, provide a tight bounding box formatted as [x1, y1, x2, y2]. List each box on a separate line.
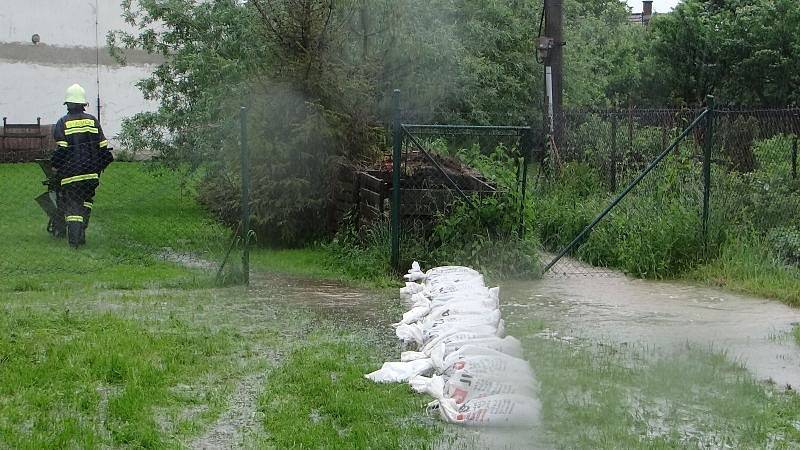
[0, 1, 156, 149]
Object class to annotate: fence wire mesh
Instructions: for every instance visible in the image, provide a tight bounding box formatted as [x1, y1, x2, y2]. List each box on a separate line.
[539, 108, 706, 277]
[539, 107, 800, 278]
[0, 117, 245, 292]
[395, 124, 532, 234]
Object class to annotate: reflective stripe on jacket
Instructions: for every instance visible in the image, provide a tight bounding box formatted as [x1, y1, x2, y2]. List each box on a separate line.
[51, 112, 108, 184]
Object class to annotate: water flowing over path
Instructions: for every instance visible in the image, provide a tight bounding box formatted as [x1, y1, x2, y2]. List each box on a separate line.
[503, 274, 800, 388]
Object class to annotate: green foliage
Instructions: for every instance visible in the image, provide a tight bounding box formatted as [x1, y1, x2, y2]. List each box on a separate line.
[534, 154, 710, 278]
[430, 197, 540, 279]
[426, 143, 540, 278]
[649, 0, 800, 107]
[110, 0, 552, 247]
[767, 227, 800, 267]
[564, 1, 650, 107]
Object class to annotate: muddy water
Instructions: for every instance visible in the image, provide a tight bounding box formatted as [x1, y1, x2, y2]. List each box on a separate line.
[248, 273, 395, 325]
[503, 274, 800, 388]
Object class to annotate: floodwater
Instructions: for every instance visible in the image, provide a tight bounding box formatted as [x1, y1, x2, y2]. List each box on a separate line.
[247, 270, 800, 448]
[251, 271, 800, 389]
[502, 274, 800, 388]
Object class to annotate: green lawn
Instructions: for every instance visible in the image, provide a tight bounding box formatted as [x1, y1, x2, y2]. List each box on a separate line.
[0, 288, 438, 449]
[0, 162, 226, 291]
[0, 162, 438, 448]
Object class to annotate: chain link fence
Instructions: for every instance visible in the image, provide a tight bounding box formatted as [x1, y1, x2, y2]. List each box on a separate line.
[537, 106, 800, 277]
[0, 116, 247, 292]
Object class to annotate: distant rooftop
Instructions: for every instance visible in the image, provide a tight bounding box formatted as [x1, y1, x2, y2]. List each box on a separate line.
[629, 1, 656, 25]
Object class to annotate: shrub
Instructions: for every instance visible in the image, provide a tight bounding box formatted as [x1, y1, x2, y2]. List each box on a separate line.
[767, 227, 800, 267]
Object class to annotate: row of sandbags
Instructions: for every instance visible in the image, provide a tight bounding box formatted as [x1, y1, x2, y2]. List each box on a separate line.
[365, 262, 540, 427]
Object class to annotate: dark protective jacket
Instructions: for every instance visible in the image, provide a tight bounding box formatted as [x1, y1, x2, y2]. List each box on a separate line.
[51, 111, 112, 186]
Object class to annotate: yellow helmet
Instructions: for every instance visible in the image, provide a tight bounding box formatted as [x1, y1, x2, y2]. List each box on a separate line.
[64, 83, 87, 105]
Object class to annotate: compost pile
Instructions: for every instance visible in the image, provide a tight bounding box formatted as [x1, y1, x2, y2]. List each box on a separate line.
[365, 263, 540, 427]
[376, 151, 493, 189]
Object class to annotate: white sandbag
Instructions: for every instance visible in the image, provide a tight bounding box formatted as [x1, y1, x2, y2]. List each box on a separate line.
[393, 294, 432, 326]
[421, 308, 501, 331]
[404, 261, 426, 282]
[428, 394, 541, 427]
[436, 345, 532, 377]
[410, 373, 536, 404]
[400, 282, 424, 299]
[426, 302, 497, 320]
[421, 333, 522, 358]
[426, 282, 490, 299]
[396, 322, 502, 347]
[394, 294, 498, 328]
[428, 288, 500, 310]
[364, 358, 434, 383]
[423, 267, 485, 290]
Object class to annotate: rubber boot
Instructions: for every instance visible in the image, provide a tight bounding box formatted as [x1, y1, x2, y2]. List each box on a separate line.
[48, 218, 66, 238]
[83, 202, 93, 229]
[67, 221, 83, 248]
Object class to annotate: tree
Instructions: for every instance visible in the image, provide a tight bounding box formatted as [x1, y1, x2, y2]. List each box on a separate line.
[110, 0, 546, 245]
[649, 0, 800, 107]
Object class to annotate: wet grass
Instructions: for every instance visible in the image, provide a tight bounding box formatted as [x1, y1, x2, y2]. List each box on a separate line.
[0, 284, 439, 448]
[0, 289, 246, 448]
[691, 237, 800, 307]
[249, 247, 397, 289]
[512, 321, 800, 449]
[254, 330, 438, 448]
[0, 163, 227, 292]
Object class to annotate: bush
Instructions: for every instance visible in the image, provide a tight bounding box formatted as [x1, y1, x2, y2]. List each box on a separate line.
[533, 156, 712, 278]
[429, 196, 540, 279]
[768, 227, 800, 267]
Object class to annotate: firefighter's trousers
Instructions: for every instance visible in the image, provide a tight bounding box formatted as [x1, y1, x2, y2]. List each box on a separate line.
[60, 180, 98, 247]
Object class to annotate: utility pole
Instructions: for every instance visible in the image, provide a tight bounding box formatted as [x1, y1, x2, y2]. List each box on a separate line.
[540, 0, 563, 137]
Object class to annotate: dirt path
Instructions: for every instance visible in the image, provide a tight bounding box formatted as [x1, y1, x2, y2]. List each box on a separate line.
[190, 371, 267, 449]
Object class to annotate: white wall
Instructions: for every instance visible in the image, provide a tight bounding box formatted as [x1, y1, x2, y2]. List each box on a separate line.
[0, 0, 136, 47]
[0, 1, 156, 147]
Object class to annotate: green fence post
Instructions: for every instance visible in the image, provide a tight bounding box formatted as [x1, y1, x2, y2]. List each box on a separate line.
[391, 90, 401, 271]
[792, 136, 797, 180]
[702, 95, 715, 254]
[518, 129, 531, 236]
[610, 115, 618, 191]
[240, 106, 251, 286]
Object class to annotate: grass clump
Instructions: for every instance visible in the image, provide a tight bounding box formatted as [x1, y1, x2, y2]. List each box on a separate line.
[0, 303, 235, 448]
[256, 330, 438, 449]
[691, 234, 800, 306]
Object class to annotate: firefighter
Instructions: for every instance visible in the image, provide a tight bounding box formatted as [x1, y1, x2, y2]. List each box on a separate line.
[51, 83, 113, 248]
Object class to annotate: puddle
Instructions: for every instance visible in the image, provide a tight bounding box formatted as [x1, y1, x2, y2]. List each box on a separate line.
[502, 274, 800, 388]
[248, 273, 395, 325]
